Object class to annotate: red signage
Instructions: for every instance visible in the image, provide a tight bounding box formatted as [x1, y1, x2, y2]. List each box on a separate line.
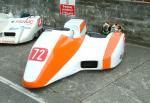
[60, 4, 75, 16]
[60, 0, 75, 16]
[29, 48, 48, 62]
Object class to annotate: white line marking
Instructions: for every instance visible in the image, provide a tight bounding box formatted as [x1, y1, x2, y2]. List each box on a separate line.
[0, 76, 46, 103]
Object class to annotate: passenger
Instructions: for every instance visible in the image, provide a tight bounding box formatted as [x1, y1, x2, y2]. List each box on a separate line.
[111, 24, 122, 32]
[101, 22, 123, 35]
[101, 22, 111, 35]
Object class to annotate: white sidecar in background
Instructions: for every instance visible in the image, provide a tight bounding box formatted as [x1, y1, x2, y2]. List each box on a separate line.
[0, 13, 43, 44]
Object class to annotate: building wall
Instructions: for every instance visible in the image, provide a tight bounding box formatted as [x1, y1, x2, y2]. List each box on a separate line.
[0, 0, 150, 46]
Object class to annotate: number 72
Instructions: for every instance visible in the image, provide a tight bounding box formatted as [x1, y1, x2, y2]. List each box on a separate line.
[29, 48, 48, 61]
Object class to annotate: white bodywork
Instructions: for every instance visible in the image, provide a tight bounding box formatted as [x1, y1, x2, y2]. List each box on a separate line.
[0, 13, 43, 44]
[23, 19, 125, 88]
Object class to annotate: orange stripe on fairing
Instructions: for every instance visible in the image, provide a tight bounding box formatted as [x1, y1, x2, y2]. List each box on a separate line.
[23, 35, 85, 88]
[103, 32, 123, 70]
[80, 21, 86, 33]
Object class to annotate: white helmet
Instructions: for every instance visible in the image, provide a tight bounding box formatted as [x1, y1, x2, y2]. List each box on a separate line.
[101, 22, 111, 35]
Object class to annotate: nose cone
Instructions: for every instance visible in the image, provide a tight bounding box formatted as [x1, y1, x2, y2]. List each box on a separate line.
[22, 47, 49, 88]
[22, 63, 48, 88]
[22, 35, 85, 88]
[22, 80, 36, 88]
[22, 79, 44, 88]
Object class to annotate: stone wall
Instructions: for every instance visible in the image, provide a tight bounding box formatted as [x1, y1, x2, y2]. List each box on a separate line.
[0, 0, 150, 46]
[77, 0, 150, 46]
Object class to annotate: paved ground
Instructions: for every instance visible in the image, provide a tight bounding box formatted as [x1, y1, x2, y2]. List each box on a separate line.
[0, 40, 150, 103]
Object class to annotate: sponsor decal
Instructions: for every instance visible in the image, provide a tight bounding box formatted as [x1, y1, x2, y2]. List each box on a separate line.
[9, 27, 19, 30]
[29, 48, 48, 62]
[20, 26, 31, 29]
[15, 19, 33, 25]
[9, 26, 31, 31]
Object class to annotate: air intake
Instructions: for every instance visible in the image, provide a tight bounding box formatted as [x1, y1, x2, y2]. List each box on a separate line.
[81, 61, 98, 68]
[4, 32, 15, 36]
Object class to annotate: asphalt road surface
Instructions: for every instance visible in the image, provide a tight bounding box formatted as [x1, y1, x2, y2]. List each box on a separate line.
[0, 39, 150, 103]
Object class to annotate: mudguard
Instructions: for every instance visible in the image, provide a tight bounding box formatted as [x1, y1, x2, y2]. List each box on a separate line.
[23, 19, 125, 88]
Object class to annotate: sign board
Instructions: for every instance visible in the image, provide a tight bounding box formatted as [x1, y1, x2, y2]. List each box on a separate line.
[60, 0, 76, 16]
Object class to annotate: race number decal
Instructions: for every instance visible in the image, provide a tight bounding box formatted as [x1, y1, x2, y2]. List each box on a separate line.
[38, 18, 42, 27]
[29, 48, 48, 61]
